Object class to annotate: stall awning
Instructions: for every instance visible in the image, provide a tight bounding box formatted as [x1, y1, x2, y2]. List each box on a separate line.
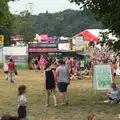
[73, 29, 100, 42]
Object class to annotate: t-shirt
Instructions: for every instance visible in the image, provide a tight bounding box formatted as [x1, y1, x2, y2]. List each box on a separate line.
[108, 88, 120, 100]
[58, 66, 69, 83]
[39, 58, 45, 67]
[8, 62, 15, 72]
[18, 94, 27, 106]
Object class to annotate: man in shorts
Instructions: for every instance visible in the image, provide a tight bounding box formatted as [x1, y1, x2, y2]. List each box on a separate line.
[56, 60, 70, 105]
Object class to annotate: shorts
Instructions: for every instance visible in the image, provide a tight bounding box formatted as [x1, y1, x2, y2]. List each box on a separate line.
[18, 106, 26, 118]
[46, 88, 56, 95]
[58, 82, 68, 93]
[4, 71, 8, 74]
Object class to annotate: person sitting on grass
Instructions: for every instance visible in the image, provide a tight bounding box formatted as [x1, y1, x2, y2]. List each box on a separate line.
[104, 83, 120, 104]
[1, 115, 18, 120]
[43, 63, 57, 107]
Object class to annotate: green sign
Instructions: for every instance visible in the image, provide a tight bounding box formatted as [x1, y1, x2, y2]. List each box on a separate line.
[93, 65, 112, 90]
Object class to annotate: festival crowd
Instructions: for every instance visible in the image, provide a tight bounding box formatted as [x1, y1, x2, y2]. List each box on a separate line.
[2, 51, 120, 120]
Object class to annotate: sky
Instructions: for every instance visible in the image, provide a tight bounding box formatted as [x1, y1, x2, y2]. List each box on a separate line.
[9, 0, 80, 15]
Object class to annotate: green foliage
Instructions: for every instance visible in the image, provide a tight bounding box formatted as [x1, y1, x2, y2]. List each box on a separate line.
[88, 42, 95, 47]
[69, 0, 120, 51]
[13, 9, 103, 38]
[0, 0, 15, 45]
[12, 10, 36, 44]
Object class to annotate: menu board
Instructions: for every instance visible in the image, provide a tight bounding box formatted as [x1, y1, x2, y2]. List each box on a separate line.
[93, 65, 112, 90]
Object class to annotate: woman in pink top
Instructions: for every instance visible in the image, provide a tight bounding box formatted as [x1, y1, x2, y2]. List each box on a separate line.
[39, 55, 46, 73]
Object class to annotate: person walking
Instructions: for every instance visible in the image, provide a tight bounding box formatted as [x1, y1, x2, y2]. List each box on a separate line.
[44, 63, 57, 107]
[3, 60, 9, 80]
[8, 59, 15, 83]
[56, 60, 70, 106]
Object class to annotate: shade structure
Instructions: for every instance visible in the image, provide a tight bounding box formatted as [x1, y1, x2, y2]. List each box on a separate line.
[73, 29, 100, 42]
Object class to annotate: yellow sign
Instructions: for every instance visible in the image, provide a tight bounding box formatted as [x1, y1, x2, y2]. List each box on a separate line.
[0, 35, 4, 45]
[72, 45, 76, 51]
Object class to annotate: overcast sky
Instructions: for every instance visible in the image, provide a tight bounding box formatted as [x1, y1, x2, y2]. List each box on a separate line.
[9, 0, 80, 15]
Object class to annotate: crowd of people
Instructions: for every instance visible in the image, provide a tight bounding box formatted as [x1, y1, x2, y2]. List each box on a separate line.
[2, 53, 120, 120]
[29, 55, 85, 80]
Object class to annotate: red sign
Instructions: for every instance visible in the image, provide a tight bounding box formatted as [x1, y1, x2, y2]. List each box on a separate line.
[28, 48, 59, 52]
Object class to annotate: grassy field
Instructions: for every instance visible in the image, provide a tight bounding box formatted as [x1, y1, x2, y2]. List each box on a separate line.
[0, 70, 120, 120]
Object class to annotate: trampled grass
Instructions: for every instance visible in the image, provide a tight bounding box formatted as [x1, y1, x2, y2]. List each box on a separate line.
[0, 70, 120, 120]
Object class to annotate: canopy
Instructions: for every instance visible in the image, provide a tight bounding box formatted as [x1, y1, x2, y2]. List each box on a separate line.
[73, 29, 100, 42]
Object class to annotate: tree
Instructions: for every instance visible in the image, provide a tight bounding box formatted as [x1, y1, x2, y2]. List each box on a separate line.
[0, 0, 15, 45]
[12, 10, 36, 44]
[88, 42, 95, 47]
[69, 0, 120, 50]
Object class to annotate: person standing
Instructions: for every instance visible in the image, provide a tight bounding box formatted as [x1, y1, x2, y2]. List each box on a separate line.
[56, 60, 70, 106]
[34, 57, 38, 72]
[65, 57, 70, 70]
[8, 59, 15, 83]
[18, 85, 27, 120]
[39, 55, 46, 73]
[3, 60, 9, 80]
[44, 63, 57, 107]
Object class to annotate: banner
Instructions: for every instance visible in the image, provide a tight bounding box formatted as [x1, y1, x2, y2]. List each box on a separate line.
[75, 36, 84, 51]
[0, 35, 4, 48]
[6, 55, 28, 70]
[93, 65, 112, 90]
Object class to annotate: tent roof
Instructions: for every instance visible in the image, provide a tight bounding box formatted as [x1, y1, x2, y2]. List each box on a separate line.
[72, 29, 118, 42]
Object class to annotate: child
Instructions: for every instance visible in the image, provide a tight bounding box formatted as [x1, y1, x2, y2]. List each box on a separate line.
[43, 63, 57, 107]
[18, 85, 27, 120]
[104, 83, 120, 104]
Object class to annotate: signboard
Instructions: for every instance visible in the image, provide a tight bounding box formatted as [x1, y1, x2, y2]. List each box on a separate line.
[28, 43, 57, 48]
[58, 43, 71, 50]
[75, 36, 84, 51]
[28, 48, 59, 52]
[0, 35, 4, 48]
[6, 55, 28, 70]
[93, 65, 112, 90]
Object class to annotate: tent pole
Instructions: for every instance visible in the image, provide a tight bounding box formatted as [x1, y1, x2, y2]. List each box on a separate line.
[84, 44, 87, 70]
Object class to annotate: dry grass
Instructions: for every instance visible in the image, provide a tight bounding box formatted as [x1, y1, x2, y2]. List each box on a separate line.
[0, 70, 120, 120]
